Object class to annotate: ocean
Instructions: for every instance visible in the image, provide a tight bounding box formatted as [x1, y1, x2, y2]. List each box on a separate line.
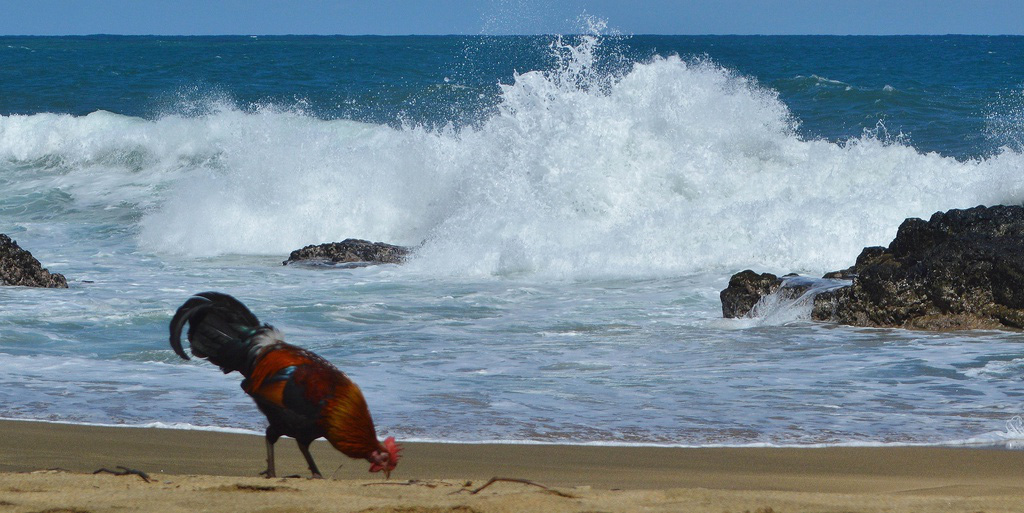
[3, 31, 1024, 448]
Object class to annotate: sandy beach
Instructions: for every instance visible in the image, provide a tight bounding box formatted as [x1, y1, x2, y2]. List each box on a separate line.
[1, 419, 1023, 512]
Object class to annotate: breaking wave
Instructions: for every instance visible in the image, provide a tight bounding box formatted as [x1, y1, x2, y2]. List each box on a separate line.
[3, 34, 1023, 279]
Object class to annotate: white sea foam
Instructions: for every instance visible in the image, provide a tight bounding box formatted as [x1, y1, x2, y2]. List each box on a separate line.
[0, 417, 262, 436]
[0, 110, 215, 209]
[3, 36, 1024, 281]
[5, 416, 1022, 450]
[944, 416, 1024, 449]
[962, 357, 1024, 379]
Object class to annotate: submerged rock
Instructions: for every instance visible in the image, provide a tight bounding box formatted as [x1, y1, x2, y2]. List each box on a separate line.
[723, 205, 1024, 331]
[722, 271, 849, 319]
[720, 270, 782, 318]
[283, 238, 411, 267]
[0, 234, 68, 288]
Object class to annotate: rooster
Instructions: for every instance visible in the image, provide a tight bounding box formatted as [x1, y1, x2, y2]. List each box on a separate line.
[169, 291, 400, 479]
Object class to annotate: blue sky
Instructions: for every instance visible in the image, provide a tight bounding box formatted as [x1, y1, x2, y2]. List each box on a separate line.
[2, 0, 1022, 36]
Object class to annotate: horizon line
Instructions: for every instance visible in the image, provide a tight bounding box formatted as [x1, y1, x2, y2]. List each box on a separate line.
[2, 32, 1023, 37]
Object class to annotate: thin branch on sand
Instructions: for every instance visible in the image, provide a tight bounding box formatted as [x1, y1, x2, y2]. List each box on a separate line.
[93, 466, 152, 483]
[363, 479, 454, 489]
[451, 477, 576, 498]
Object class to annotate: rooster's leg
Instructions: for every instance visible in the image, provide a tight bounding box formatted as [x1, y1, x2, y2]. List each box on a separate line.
[297, 440, 323, 479]
[260, 429, 280, 478]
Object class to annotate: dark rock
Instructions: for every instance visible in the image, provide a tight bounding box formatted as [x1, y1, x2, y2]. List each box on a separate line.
[809, 285, 851, 322]
[722, 205, 1024, 330]
[283, 238, 411, 267]
[0, 234, 68, 288]
[721, 270, 782, 318]
[817, 205, 1024, 330]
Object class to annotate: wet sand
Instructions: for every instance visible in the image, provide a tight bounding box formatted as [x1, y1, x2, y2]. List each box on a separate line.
[2, 419, 1023, 512]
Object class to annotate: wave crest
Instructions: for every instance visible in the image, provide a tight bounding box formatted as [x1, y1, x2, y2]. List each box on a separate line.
[5, 36, 1024, 278]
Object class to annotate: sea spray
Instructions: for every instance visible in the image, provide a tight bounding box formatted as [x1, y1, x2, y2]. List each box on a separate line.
[4, 36, 1024, 277]
[130, 35, 1024, 278]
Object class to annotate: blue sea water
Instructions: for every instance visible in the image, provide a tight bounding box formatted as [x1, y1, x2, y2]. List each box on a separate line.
[3, 32, 1024, 448]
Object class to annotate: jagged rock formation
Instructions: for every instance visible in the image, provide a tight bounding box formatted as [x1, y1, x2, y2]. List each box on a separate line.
[722, 205, 1024, 331]
[0, 234, 68, 288]
[283, 238, 410, 267]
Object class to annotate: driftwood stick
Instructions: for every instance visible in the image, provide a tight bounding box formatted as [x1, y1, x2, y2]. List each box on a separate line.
[455, 477, 576, 498]
[363, 479, 449, 488]
[93, 466, 151, 483]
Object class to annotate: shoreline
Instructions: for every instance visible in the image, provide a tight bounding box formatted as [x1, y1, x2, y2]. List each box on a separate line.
[3, 418, 1024, 489]
[4, 419, 1024, 512]
[4, 416, 1018, 450]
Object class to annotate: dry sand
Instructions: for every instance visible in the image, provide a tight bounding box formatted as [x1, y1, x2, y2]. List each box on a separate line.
[2, 419, 1024, 512]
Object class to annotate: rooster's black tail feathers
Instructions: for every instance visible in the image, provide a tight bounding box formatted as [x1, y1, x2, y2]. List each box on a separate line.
[169, 291, 269, 374]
